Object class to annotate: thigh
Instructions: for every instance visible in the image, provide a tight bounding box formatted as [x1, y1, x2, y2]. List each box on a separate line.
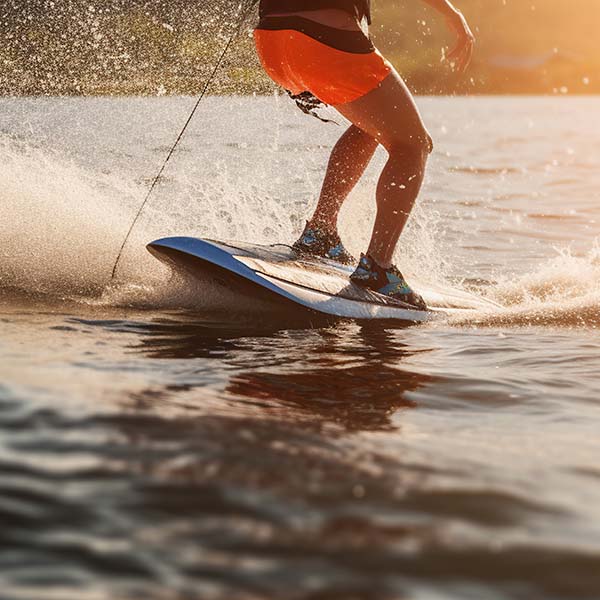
[335, 68, 432, 152]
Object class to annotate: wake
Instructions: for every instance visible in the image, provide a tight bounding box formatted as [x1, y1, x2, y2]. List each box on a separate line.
[452, 245, 600, 328]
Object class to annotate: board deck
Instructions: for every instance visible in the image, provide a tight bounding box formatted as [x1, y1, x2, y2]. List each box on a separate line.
[147, 237, 500, 322]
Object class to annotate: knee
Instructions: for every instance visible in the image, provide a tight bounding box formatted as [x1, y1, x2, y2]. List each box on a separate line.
[386, 130, 433, 162]
[381, 127, 433, 161]
[424, 131, 434, 154]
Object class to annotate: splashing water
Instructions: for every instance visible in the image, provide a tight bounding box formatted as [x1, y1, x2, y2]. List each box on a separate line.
[464, 244, 600, 328]
[0, 137, 137, 297]
[2, 96, 600, 328]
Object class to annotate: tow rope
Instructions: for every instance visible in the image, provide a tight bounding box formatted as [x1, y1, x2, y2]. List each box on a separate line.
[111, 0, 257, 280]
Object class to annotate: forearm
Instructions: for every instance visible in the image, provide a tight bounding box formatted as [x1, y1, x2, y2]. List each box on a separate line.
[421, 0, 462, 21]
[422, 0, 474, 71]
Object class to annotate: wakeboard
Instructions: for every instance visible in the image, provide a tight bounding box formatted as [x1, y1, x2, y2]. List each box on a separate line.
[147, 237, 500, 322]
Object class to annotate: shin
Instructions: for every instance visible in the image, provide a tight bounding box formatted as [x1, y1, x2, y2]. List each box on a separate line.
[308, 124, 378, 233]
[367, 141, 429, 268]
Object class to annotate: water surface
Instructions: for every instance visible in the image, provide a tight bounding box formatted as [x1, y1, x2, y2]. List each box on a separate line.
[1, 96, 600, 600]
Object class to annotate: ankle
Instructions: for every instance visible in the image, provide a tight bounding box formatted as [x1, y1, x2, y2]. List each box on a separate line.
[306, 219, 338, 238]
[365, 252, 392, 270]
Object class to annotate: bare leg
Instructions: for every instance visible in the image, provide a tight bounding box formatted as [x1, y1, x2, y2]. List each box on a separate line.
[307, 124, 378, 233]
[335, 69, 432, 268]
[366, 142, 428, 265]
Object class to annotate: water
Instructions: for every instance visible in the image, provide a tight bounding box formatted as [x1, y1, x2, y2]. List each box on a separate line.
[1, 96, 600, 600]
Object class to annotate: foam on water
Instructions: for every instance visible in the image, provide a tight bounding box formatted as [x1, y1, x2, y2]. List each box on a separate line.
[494, 243, 600, 306]
[466, 243, 600, 327]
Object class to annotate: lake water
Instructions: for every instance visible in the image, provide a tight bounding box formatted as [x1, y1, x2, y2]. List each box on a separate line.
[1, 96, 600, 600]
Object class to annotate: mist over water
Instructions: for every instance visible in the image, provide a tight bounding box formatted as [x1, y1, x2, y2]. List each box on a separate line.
[2, 96, 600, 600]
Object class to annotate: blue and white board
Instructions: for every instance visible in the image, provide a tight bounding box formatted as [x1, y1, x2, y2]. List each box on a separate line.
[147, 237, 500, 322]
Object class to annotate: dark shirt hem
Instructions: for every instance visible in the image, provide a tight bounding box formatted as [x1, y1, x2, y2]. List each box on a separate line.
[255, 16, 375, 54]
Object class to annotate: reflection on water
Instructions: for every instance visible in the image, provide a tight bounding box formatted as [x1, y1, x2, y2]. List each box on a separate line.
[226, 365, 422, 432]
[131, 318, 434, 431]
[2, 309, 600, 600]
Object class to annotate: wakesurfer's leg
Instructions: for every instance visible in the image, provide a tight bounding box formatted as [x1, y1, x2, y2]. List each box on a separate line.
[307, 124, 378, 233]
[366, 142, 428, 266]
[335, 69, 432, 268]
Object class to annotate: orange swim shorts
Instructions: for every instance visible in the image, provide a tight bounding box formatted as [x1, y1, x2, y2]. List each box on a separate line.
[253, 17, 392, 106]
